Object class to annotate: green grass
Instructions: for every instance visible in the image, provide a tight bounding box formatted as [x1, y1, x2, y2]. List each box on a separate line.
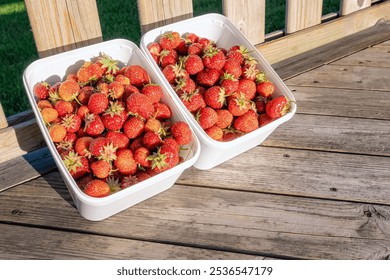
[0, 0, 340, 117]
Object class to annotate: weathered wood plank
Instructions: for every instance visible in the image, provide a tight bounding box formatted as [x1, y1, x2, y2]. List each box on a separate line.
[257, 1, 390, 64]
[0, 147, 56, 193]
[262, 114, 390, 156]
[1, 174, 390, 260]
[222, 0, 265, 45]
[340, 0, 372, 16]
[25, 0, 102, 57]
[137, 0, 193, 34]
[331, 45, 390, 67]
[0, 119, 45, 164]
[285, 0, 323, 34]
[285, 64, 390, 91]
[287, 86, 390, 120]
[6, 109, 34, 127]
[272, 21, 390, 79]
[179, 146, 390, 205]
[0, 223, 263, 260]
[0, 103, 8, 129]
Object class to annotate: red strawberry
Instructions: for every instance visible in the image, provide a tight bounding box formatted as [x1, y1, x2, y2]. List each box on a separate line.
[159, 31, 181, 50]
[89, 137, 118, 162]
[106, 131, 130, 149]
[54, 100, 74, 117]
[159, 49, 178, 68]
[171, 121, 192, 145]
[126, 92, 154, 119]
[258, 113, 272, 127]
[90, 160, 112, 179]
[84, 179, 111, 197]
[84, 113, 105, 136]
[148, 144, 179, 173]
[228, 95, 252, 116]
[148, 42, 162, 63]
[114, 74, 131, 86]
[142, 83, 163, 104]
[58, 79, 80, 101]
[184, 54, 204, 75]
[176, 38, 189, 55]
[202, 46, 226, 70]
[198, 37, 212, 49]
[220, 72, 239, 94]
[154, 102, 172, 120]
[256, 81, 275, 98]
[205, 125, 223, 141]
[114, 149, 137, 175]
[62, 151, 90, 179]
[77, 105, 90, 120]
[88, 92, 108, 115]
[179, 90, 206, 112]
[76, 61, 102, 84]
[242, 64, 259, 81]
[75, 136, 93, 157]
[174, 76, 196, 94]
[101, 101, 127, 131]
[223, 59, 242, 79]
[123, 84, 140, 101]
[185, 32, 199, 43]
[123, 116, 145, 139]
[142, 131, 161, 150]
[78, 86, 94, 105]
[61, 113, 82, 133]
[134, 146, 151, 168]
[144, 117, 162, 133]
[37, 100, 52, 110]
[187, 42, 203, 55]
[254, 96, 266, 113]
[238, 78, 257, 100]
[108, 81, 125, 99]
[196, 107, 218, 130]
[234, 110, 259, 133]
[124, 65, 150, 87]
[162, 63, 187, 84]
[215, 109, 233, 129]
[204, 86, 227, 109]
[34, 81, 50, 99]
[196, 68, 220, 87]
[266, 95, 290, 119]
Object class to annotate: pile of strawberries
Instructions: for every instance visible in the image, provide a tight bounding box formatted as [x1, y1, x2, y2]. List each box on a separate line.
[147, 31, 290, 141]
[33, 54, 193, 198]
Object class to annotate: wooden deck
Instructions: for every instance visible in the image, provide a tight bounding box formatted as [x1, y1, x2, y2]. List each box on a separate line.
[0, 27, 389, 260]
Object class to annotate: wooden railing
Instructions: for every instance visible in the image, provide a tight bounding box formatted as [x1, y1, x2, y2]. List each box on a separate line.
[0, 0, 389, 132]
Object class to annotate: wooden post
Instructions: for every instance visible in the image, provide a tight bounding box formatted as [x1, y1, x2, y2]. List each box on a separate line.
[0, 103, 8, 129]
[340, 0, 372, 16]
[137, 0, 193, 34]
[222, 0, 265, 45]
[285, 0, 323, 34]
[24, 0, 103, 58]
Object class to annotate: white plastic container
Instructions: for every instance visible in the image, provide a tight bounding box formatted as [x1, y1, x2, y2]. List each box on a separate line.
[140, 13, 297, 170]
[23, 39, 200, 221]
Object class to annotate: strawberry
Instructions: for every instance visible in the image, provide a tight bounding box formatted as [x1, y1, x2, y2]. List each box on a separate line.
[124, 65, 150, 87]
[185, 32, 199, 43]
[242, 64, 259, 81]
[40, 107, 58, 123]
[87, 92, 108, 115]
[90, 160, 112, 179]
[148, 144, 179, 173]
[184, 54, 204, 75]
[144, 117, 162, 133]
[227, 95, 252, 116]
[196, 68, 220, 87]
[205, 125, 223, 141]
[33, 81, 50, 100]
[75, 136, 93, 157]
[108, 81, 125, 99]
[179, 90, 206, 112]
[204, 86, 227, 109]
[114, 149, 137, 175]
[84, 113, 105, 136]
[106, 131, 130, 149]
[171, 121, 192, 145]
[126, 92, 154, 119]
[265, 95, 290, 119]
[142, 131, 161, 150]
[77, 105, 90, 120]
[98, 53, 119, 75]
[187, 42, 203, 55]
[48, 123, 67, 142]
[226, 46, 248, 65]
[37, 100, 52, 110]
[89, 137, 117, 162]
[62, 151, 90, 179]
[220, 72, 239, 95]
[123, 116, 145, 139]
[154, 102, 172, 120]
[148, 42, 162, 63]
[129, 136, 144, 152]
[84, 179, 111, 197]
[101, 101, 127, 131]
[254, 96, 266, 113]
[123, 84, 140, 101]
[159, 31, 181, 50]
[77, 86, 94, 105]
[202, 45, 226, 70]
[159, 49, 178, 68]
[76, 61, 102, 84]
[223, 59, 242, 79]
[54, 100, 74, 117]
[134, 146, 151, 168]
[96, 82, 109, 95]
[234, 110, 259, 133]
[198, 37, 212, 49]
[176, 38, 189, 55]
[163, 137, 179, 152]
[174, 76, 196, 94]
[238, 78, 257, 100]
[256, 81, 275, 98]
[114, 74, 130, 86]
[61, 113, 82, 133]
[162, 63, 187, 84]
[58, 79, 80, 101]
[142, 83, 163, 104]
[215, 109, 233, 129]
[258, 113, 272, 127]
[196, 107, 218, 130]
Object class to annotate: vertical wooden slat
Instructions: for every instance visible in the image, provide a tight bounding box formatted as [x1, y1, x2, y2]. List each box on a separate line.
[286, 0, 323, 34]
[222, 0, 265, 45]
[0, 103, 8, 129]
[24, 0, 102, 58]
[340, 0, 372, 15]
[137, 0, 193, 34]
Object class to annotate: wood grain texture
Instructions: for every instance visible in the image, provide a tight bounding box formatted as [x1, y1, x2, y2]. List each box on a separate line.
[222, 0, 265, 45]
[1, 173, 390, 260]
[285, 64, 390, 91]
[0, 223, 264, 260]
[137, 0, 193, 34]
[340, 0, 372, 16]
[25, 0, 102, 57]
[179, 146, 390, 204]
[262, 114, 390, 156]
[257, 1, 390, 64]
[285, 0, 323, 33]
[0, 103, 8, 129]
[331, 45, 390, 67]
